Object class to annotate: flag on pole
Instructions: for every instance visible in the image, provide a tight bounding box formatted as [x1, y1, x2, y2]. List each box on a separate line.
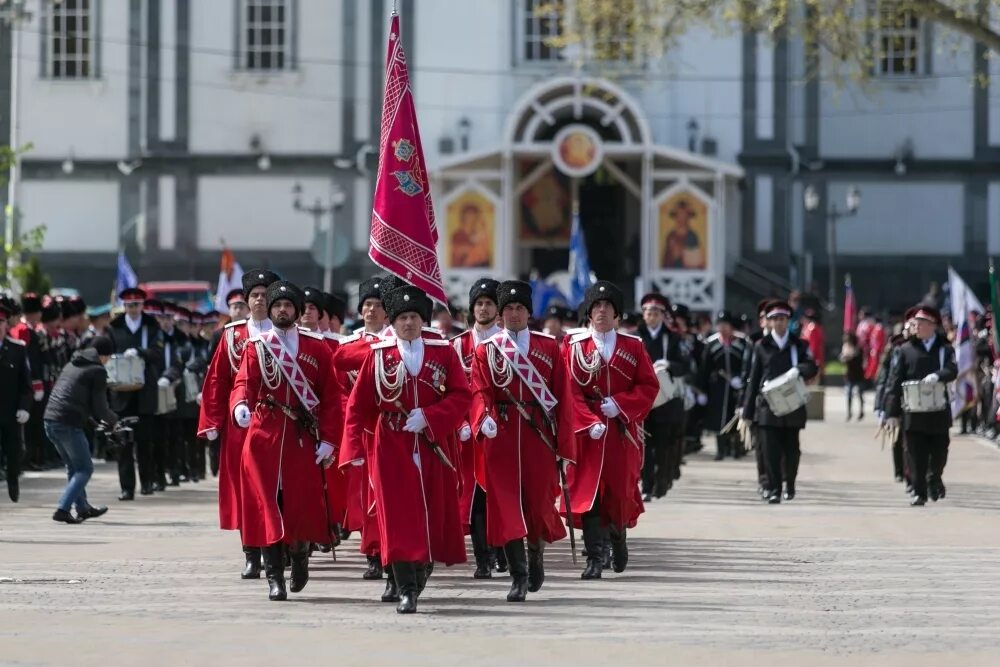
[842, 274, 856, 334]
[568, 203, 595, 308]
[214, 246, 244, 312]
[113, 250, 138, 304]
[530, 276, 568, 320]
[948, 266, 982, 418]
[368, 13, 447, 306]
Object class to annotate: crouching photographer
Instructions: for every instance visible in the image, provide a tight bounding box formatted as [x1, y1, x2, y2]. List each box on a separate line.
[43, 336, 121, 524]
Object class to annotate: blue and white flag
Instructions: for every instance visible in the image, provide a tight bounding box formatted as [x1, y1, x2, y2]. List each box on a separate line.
[568, 207, 595, 307]
[114, 250, 138, 302]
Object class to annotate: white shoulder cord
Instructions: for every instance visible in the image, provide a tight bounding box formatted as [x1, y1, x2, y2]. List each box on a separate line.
[486, 343, 513, 388]
[256, 340, 281, 391]
[227, 327, 241, 373]
[571, 341, 600, 386]
[375, 348, 405, 403]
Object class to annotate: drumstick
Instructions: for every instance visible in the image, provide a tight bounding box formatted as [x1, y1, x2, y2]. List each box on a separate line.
[719, 413, 740, 435]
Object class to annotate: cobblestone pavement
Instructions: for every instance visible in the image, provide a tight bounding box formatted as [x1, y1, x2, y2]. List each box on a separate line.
[3, 390, 1000, 666]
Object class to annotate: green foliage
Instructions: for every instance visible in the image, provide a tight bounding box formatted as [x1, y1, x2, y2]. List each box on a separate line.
[1, 225, 49, 293]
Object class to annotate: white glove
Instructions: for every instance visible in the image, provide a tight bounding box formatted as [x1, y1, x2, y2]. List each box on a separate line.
[157, 377, 171, 389]
[33, 390, 44, 402]
[403, 408, 427, 433]
[886, 417, 900, 430]
[458, 424, 472, 442]
[123, 348, 140, 359]
[730, 377, 743, 390]
[589, 423, 607, 440]
[204, 429, 219, 442]
[696, 393, 708, 406]
[481, 416, 498, 439]
[922, 373, 940, 384]
[234, 404, 251, 428]
[787, 367, 800, 380]
[315, 441, 335, 466]
[876, 412, 885, 427]
[15, 410, 29, 425]
[196, 392, 203, 405]
[350, 459, 364, 467]
[600, 397, 620, 419]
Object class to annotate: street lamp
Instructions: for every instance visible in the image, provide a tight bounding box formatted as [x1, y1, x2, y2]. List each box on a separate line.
[803, 184, 861, 307]
[292, 182, 347, 293]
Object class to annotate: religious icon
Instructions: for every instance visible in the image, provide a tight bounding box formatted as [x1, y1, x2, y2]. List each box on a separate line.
[519, 163, 571, 245]
[446, 190, 494, 268]
[659, 192, 708, 270]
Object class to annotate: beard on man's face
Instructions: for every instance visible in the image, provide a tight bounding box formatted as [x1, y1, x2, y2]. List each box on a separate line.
[272, 312, 296, 329]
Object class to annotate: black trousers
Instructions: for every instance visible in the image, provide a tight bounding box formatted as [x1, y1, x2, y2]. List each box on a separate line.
[759, 426, 801, 494]
[752, 426, 767, 487]
[642, 418, 682, 497]
[151, 415, 174, 485]
[24, 400, 53, 467]
[0, 421, 22, 481]
[117, 414, 156, 493]
[891, 429, 906, 481]
[905, 430, 949, 499]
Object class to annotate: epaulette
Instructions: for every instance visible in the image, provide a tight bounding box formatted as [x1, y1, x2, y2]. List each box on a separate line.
[353, 326, 366, 335]
[339, 333, 362, 345]
[564, 327, 587, 337]
[531, 330, 556, 339]
[372, 339, 396, 350]
[569, 331, 591, 345]
[225, 319, 246, 329]
[422, 326, 445, 339]
[617, 331, 642, 341]
[299, 329, 324, 340]
[324, 331, 347, 342]
[425, 338, 450, 346]
[5, 336, 25, 346]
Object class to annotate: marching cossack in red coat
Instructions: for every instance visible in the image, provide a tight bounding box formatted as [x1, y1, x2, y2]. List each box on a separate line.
[340, 334, 471, 567]
[564, 329, 659, 529]
[231, 326, 344, 548]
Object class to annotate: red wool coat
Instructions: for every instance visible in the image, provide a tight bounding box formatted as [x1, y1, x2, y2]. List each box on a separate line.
[231, 329, 344, 547]
[470, 330, 586, 546]
[340, 338, 470, 566]
[332, 330, 383, 555]
[197, 320, 253, 531]
[451, 328, 490, 528]
[563, 331, 658, 529]
[320, 334, 348, 532]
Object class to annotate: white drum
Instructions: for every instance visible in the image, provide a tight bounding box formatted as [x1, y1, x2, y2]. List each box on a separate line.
[106, 355, 145, 392]
[157, 384, 178, 415]
[182, 369, 201, 403]
[761, 369, 808, 417]
[901, 380, 947, 413]
[652, 360, 678, 408]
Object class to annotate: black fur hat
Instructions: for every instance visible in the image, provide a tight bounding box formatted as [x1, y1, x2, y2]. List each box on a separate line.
[242, 269, 281, 297]
[496, 280, 532, 312]
[357, 274, 403, 313]
[583, 281, 624, 318]
[384, 285, 431, 323]
[468, 277, 500, 310]
[266, 281, 305, 318]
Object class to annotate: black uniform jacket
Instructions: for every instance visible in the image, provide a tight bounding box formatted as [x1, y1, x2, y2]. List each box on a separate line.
[0, 337, 32, 422]
[636, 321, 689, 423]
[884, 334, 958, 434]
[742, 332, 818, 429]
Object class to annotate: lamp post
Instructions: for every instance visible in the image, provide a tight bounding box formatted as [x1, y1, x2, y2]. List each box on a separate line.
[803, 184, 861, 307]
[1, 0, 31, 291]
[292, 182, 346, 293]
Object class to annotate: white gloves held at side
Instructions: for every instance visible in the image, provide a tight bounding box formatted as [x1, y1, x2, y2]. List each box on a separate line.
[481, 416, 498, 439]
[458, 423, 472, 442]
[15, 410, 29, 425]
[600, 397, 620, 419]
[315, 441, 335, 467]
[33, 390, 44, 402]
[234, 404, 251, 428]
[157, 377, 171, 389]
[589, 423, 607, 440]
[729, 377, 743, 390]
[403, 408, 427, 434]
[204, 429, 219, 442]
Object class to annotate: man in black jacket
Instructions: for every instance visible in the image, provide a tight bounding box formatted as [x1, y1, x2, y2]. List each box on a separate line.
[742, 300, 819, 504]
[884, 305, 958, 506]
[107, 288, 165, 500]
[635, 293, 688, 501]
[43, 336, 119, 523]
[0, 303, 32, 502]
[698, 311, 748, 460]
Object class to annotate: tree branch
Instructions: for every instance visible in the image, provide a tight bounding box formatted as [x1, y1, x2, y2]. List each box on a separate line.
[908, 0, 1000, 54]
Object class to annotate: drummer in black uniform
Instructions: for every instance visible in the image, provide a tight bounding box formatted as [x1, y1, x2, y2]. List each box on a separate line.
[742, 299, 773, 497]
[883, 306, 957, 506]
[698, 311, 748, 460]
[741, 300, 818, 504]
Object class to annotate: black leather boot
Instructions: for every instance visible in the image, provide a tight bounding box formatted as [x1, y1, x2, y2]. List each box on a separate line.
[262, 543, 287, 601]
[581, 513, 603, 580]
[363, 554, 384, 580]
[7, 476, 19, 503]
[415, 563, 429, 596]
[527, 541, 545, 592]
[471, 513, 492, 579]
[241, 546, 262, 579]
[392, 562, 418, 614]
[381, 564, 400, 602]
[209, 442, 220, 477]
[783, 482, 796, 501]
[288, 541, 310, 593]
[494, 546, 508, 573]
[610, 525, 628, 573]
[504, 539, 529, 602]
